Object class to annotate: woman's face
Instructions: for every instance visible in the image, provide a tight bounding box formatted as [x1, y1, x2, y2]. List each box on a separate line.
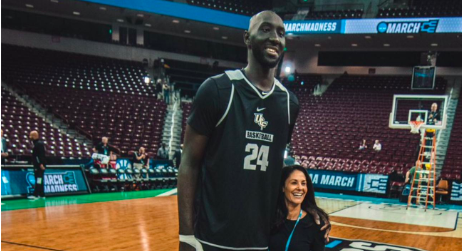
[283, 170, 308, 207]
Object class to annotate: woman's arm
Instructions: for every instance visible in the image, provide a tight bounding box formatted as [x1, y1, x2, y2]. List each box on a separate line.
[311, 227, 326, 251]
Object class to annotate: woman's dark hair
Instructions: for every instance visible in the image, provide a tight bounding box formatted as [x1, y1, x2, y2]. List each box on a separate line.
[271, 165, 329, 234]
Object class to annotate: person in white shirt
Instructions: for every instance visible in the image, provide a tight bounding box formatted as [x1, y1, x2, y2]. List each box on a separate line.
[359, 139, 367, 150]
[373, 140, 382, 151]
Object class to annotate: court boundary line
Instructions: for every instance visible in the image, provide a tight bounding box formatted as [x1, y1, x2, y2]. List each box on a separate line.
[1, 240, 65, 251]
[331, 220, 461, 237]
[1, 189, 173, 212]
[331, 203, 458, 231]
[157, 188, 177, 197]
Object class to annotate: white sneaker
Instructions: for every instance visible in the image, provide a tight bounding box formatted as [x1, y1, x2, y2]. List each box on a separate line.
[27, 196, 37, 200]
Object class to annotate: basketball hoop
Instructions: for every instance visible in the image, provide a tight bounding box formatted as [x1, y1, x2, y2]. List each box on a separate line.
[410, 121, 424, 134]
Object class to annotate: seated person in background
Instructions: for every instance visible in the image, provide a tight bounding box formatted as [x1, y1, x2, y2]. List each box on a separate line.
[270, 165, 328, 251]
[133, 147, 149, 170]
[92, 137, 117, 167]
[157, 143, 169, 160]
[373, 140, 382, 152]
[359, 139, 367, 150]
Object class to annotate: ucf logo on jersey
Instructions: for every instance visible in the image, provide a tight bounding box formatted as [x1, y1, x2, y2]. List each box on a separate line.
[254, 113, 268, 130]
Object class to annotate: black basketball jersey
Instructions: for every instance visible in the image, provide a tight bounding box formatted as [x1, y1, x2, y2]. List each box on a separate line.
[188, 69, 299, 250]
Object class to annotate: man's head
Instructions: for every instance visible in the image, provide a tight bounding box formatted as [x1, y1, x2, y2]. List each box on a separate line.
[139, 146, 145, 153]
[375, 140, 380, 144]
[244, 11, 285, 69]
[162, 143, 166, 148]
[1, 129, 3, 138]
[29, 131, 39, 140]
[431, 103, 438, 112]
[102, 137, 108, 144]
[180, 144, 184, 149]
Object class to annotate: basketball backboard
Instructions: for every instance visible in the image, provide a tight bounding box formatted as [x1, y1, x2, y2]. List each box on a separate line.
[389, 95, 448, 130]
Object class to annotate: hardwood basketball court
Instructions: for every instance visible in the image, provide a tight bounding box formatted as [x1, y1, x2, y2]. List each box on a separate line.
[2, 190, 461, 251]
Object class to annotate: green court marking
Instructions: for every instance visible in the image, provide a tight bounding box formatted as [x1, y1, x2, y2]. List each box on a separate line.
[1, 189, 172, 212]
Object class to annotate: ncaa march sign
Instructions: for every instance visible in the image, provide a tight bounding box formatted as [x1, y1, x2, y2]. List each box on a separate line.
[284, 20, 341, 34]
[283, 17, 462, 35]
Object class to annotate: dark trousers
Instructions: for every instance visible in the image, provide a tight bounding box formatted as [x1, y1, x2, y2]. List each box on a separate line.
[33, 168, 45, 197]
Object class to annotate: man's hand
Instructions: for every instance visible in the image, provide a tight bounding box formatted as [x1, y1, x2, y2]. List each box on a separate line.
[40, 164, 45, 170]
[1, 153, 8, 158]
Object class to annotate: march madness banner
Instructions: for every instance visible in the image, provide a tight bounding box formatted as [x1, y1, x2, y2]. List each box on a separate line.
[307, 170, 388, 194]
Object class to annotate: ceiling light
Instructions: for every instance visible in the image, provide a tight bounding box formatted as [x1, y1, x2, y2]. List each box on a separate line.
[117, 19, 124, 23]
[365, 35, 372, 39]
[137, 14, 144, 17]
[407, 35, 414, 39]
[25, 4, 34, 8]
[99, 6, 107, 11]
[285, 67, 291, 73]
[351, 43, 358, 47]
[314, 44, 321, 47]
[172, 20, 180, 24]
[184, 30, 191, 33]
[73, 11, 80, 16]
[145, 23, 151, 27]
[327, 36, 332, 39]
[213, 27, 220, 31]
[51, 0, 59, 3]
[431, 43, 438, 47]
[222, 36, 228, 39]
[383, 43, 390, 47]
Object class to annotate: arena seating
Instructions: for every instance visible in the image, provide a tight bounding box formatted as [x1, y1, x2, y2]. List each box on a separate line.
[186, 0, 270, 16]
[2, 45, 166, 157]
[378, 0, 462, 18]
[1, 88, 91, 158]
[305, 9, 363, 20]
[442, 99, 462, 181]
[285, 74, 323, 95]
[291, 75, 447, 176]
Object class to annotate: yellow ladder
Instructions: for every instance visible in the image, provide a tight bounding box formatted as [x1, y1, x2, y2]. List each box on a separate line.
[407, 130, 437, 211]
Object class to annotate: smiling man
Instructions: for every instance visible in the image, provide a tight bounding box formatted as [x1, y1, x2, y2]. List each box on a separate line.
[178, 11, 300, 251]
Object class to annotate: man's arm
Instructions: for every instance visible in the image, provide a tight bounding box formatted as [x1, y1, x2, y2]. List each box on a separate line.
[178, 125, 208, 251]
[405, 170, 410, 183]
[38, 143, 47, 169]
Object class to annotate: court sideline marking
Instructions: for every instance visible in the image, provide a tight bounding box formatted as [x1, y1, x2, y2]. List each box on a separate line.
[157, 188, 178, 197]
[1, 240, 65, 251]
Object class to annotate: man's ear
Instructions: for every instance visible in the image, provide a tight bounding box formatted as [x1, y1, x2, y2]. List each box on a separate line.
[244, 30, 251, 48]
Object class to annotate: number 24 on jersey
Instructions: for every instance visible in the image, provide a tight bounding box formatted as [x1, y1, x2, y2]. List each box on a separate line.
[244, 143, 269, 171]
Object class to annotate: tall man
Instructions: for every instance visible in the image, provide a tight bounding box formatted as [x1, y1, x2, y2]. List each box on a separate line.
[178, 11, 329, 251]
[29, 131, 46, 199]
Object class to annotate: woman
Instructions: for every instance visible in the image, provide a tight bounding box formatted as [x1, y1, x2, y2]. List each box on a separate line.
[270, 165, 329, 251]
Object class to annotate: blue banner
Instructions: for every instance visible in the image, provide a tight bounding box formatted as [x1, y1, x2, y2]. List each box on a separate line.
[1, 168, 89, 197]
[343, 17, 462, 34]
[451, 181, 462, 201]
[80, 0, 250, 29]
[308, 169, 360, 191]
[307, 170, 388, 194]
[284, 20, 342, 34]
